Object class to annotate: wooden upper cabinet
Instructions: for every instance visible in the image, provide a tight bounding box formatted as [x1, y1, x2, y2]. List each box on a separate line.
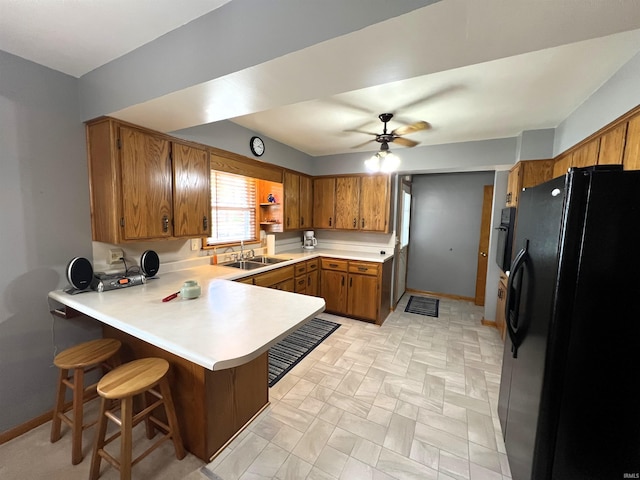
[506, 160, 553, 206]
[506, 163, 521, 206]
[299, 174, 313, 229]
[172, 142, 211, 237]
[360, 175, 389, 232]
[283, 171, 300, 230]
[623, 113, 640, 170]
[572, 138, 600, 168]
[87, 118, 211, 243]
[598, 123, 627, 165]
[120, 126, 173, 240]
[553, 153, 572, 179]
[335, 177, 360, 230]
[313, 177, 336, 229]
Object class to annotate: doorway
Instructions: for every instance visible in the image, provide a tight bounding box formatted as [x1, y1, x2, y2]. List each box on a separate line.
[393, 177, 411, 306]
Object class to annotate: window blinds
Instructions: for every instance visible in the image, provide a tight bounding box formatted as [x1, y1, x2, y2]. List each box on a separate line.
[207, 170, 257, 245]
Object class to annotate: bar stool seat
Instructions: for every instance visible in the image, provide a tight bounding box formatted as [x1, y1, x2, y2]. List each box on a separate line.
[50, 338, 121, 465]
[89, 357, 185, 480]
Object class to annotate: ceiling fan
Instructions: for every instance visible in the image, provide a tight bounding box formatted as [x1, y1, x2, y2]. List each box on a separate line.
[351, 113, 430, 149]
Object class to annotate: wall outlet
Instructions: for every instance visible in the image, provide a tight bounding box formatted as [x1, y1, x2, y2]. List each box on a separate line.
[190, 239, 200, 251]
[108, 248, 124, 265]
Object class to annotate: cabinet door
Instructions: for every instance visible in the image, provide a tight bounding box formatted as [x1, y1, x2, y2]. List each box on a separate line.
[335, 177, 360, 229]
[506, 164, 521, 206]
[283, 171, 300, 230]
[623, 114, 640, 170]
[347, 274, 378, 321]
[598, 123, 627, 165]
[120, 127, 172, 240]
[299, 175, 313, 229]
[313, 178, 336, 229]
[173, 142, 211, 237]
[306, 270, 319, 297]
[553, 153, 572, 178]
[360, 175, 389, 232]
[572, 139, 600, 168]
[321, 270, 347, 314]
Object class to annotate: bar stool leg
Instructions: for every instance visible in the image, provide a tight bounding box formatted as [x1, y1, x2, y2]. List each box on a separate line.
[121, 396, 134, 480]
[158, 378, 185, 459]
[50, 367, 68, 443]
[71, 367, 85, 464]
[89, 397, 109, 480]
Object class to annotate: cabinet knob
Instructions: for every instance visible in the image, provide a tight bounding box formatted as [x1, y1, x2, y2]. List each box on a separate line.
[203, 216, 208, 231]
[162, 215, 169, 233]
[329, 217, 332, 227]
[480, 252, 487, 257]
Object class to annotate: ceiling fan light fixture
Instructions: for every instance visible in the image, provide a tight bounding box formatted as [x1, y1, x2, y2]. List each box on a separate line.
[364, 148, 400, 173]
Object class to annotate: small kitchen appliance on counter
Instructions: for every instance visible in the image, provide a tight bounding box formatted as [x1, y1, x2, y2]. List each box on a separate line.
[302, 231, 317, 250]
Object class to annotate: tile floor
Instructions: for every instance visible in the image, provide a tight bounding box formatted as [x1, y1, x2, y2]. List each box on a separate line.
[190, 295, 511, 480]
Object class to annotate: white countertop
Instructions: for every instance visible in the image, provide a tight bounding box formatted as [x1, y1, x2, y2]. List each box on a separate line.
[49, 266, 325, 371]
[48, 249, 392, 372]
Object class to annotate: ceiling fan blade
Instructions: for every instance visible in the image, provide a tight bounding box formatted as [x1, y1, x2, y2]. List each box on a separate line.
[392, 137, 419, 147]
[350, 139, 377, 149]
[344, 128, 379, 136]
[392, 121, 430, 136]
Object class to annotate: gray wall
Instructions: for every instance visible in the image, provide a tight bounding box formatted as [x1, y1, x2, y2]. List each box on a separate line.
[554, 51, 640, 155]
[0, 51, 98, 432]
[407, 171, 496, 298]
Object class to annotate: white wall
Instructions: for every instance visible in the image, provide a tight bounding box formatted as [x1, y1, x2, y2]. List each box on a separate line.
[0, 51, 98, 431]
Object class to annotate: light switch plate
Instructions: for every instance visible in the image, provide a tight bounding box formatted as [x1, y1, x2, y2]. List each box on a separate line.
[190, 239, 200, 251]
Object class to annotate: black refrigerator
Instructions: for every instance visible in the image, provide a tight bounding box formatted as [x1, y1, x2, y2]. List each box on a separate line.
[498, 166, 640, 480]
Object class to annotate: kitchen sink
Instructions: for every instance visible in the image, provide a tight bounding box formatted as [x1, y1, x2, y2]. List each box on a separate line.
[221, 261, 266, 270]
[220, 256, 290, 270]
[248, 256, 289, 264]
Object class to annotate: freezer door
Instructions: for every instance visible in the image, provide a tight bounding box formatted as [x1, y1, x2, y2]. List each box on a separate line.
[499, 175, 567, 480]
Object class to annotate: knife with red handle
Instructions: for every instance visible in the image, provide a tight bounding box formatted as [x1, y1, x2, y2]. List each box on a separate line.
[162, 291, 179, 302]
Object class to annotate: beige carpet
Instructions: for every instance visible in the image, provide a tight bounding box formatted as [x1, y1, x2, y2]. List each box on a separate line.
[0, 397, 205, 480]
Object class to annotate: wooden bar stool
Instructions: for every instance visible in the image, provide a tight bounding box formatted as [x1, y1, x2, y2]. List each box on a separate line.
[89, 357, 185, 480]
[50, 338, 121, 465]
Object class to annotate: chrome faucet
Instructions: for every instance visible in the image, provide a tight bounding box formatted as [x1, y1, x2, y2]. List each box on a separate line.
[240, 240, 244, 260]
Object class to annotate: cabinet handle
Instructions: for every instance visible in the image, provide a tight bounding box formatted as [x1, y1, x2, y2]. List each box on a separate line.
[353, 218, 356, 228]
[341, 276, 344, 286]
[308, 276, 311, 286]
[287, 217, 290, 227]
[301, 216, 304, 226]
[329, 263, 338, 268]
[358, 267, 368, 272]
[329, 217, 332, 227]
[203, 216, 208, 231]
[361, 218, 365, 228]
[162, 215, 169, 233]
[350, 277, 352, 287]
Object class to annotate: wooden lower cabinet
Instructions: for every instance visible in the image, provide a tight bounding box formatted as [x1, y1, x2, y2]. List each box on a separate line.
[103, 325, 268, 462]
[320, 257, 392, 325]
[321, 269, 348, 313]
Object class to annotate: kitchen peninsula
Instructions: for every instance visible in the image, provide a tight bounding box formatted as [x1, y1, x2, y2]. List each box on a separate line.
[48, 265, 326, 461]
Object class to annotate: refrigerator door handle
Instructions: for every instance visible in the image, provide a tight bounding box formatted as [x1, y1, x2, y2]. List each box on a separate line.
[506, 240, 529, 358]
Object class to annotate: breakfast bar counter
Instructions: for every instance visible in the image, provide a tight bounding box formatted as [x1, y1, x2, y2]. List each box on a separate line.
[48, 266, 325, 461]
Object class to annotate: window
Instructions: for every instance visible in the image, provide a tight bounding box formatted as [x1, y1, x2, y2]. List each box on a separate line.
[206, 170, 257, 246]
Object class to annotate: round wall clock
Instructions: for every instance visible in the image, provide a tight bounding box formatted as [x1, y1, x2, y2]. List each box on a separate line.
[250, 136, 265, 157]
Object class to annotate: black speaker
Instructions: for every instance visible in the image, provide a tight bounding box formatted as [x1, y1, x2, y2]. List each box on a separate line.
[140, 250, 160, 277]
[65, 257, 93, 294]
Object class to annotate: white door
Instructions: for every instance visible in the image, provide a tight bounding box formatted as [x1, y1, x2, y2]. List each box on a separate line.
[393, 180, 411, 306]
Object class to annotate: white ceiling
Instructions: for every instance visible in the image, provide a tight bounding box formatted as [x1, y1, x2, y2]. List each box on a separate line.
[2, 0, 640, 157]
